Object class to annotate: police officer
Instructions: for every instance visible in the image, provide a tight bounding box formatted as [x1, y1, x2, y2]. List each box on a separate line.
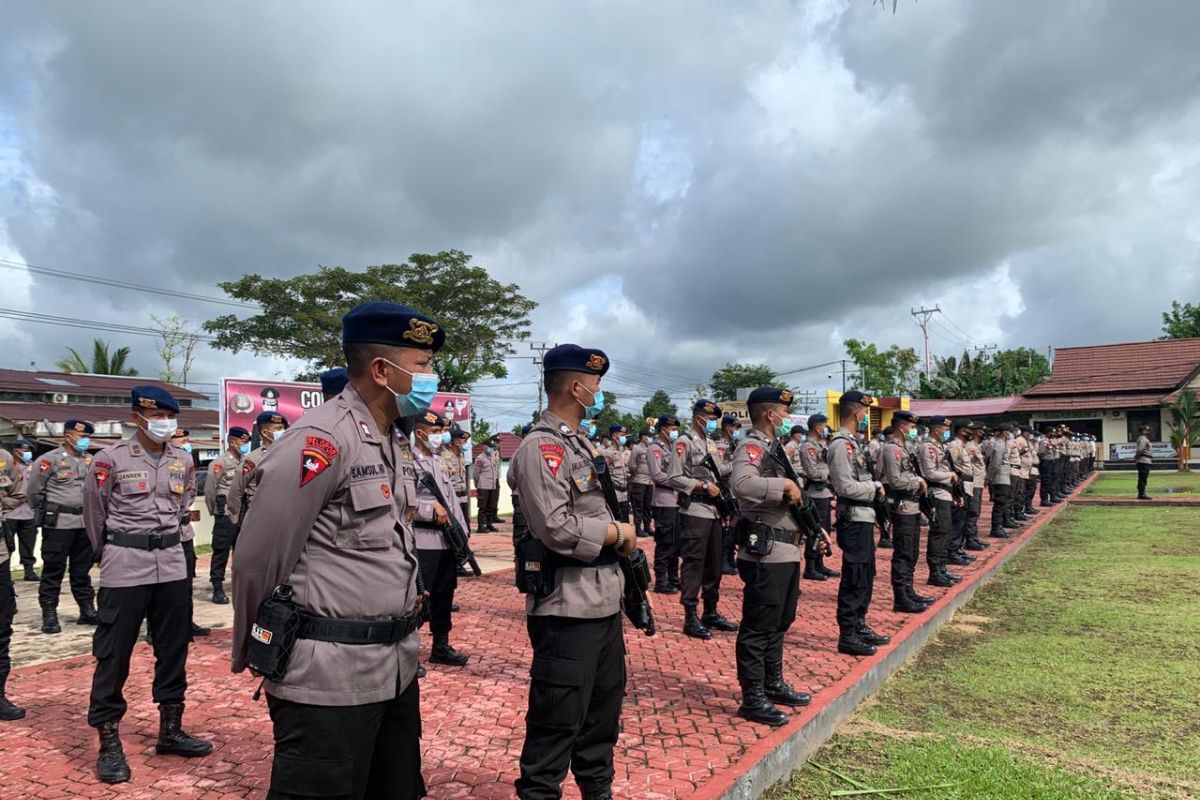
[170, 429, 210, 638]
[28, 419, 98, 633]
[648, 416, 681, 593]
[827, 391, 891, 657]
[204, 426, 250, 606]
[444, 426, 473, 576]
[1135, 425, 1153, 499]
[627, 428, 654, 538]
[798, 413, 839, 581]
[232, 301, 441, 799]
[84, 387, 211, 784]
[221, 411, 288, 603]
[0, 444, 27, 720]
[919, 418, 964, 586]
[962, 423, 989, 550]
[731, 387, 813, 727]
[4, 439, 38, 582]
[601, 424, 632, 525]
[320, 366, 349, 402]
[716, 414, 742, 575]
[474, 438, 500, 532]
[881, 411, 934, 613]
[411, 409, 470, 667]
[668, 399, 738, 639]
[509, 343, 636, 800]
[987, 423, 1015, 537]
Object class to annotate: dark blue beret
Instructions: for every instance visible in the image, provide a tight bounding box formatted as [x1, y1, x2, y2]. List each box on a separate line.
[450, 426, 469, 440]
[892, 410, 920, 425]
[927, 416, 952, 428]
[996, 421, 1013, 432]
[693, 398, 721, 416]
[608, 424, 626, 435]
[256, 411, 289, 428]
[746, 387, 794, 407]
[656, 415, 680, 429]
[342, 301, 445, 352]
[320, 367, 349, 396]
[132, 386, 179, 414]
[542, 344, 609, 376]
[638, 428, 653, 438]
[807, 412, 828, 427]
[839, 390, 873, 407]
[721, 414, 741, 427]
[519, 423, 534, 438]
[64, 419, 95, 435]
[413, 410, 447, 427]
[13, 438, 34, 448]
[228, 426, 251, 440]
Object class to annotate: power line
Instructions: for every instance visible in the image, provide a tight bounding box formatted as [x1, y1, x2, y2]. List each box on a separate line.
[0, 258, 256, 309]
[0, 307, 219, 342]
[911, 305, 941, 376]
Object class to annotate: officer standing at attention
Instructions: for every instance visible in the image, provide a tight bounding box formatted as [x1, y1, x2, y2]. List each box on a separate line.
[320, 367, 349, 402]
[918, 418, 964, 586]
[987, 423, 1015, 537]
[601, 425, 632, 525]
[5, 439, 39, 582]
[730, 387, 812, 727]
[668, 399, 738, 639]
[798, 414, 839, 581]
[169, 429, 210, 638]
[28, 419, 99, 634]
[648, 416, 681, 593]
[962, 423, 989, 550]
[446, 427, 471, 525]
[411, 409, 470, 667]
[204, 426, 251, 605]
[509, 344, 636, 800]
[232, 302, 442, 800]
[716, 414, 742, 575]
[0, 444, 28, 720]
[84, 387, 211, 784]
[221, 411, 288, 603]
[1135, 425, 1153, 500]
[880, 411, 934, 613]
[627, 428, 653, 538]
[826, 392, 891, 657]
[473, 438, 500, 533]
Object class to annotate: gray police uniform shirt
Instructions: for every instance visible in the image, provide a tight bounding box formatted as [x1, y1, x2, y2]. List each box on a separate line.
[28, 445, 92, 529]
[827, 430, 877, 524]
[0, 448, 27, 524]
[227, 442, 275, 521]
[412, 446, 468, 551]
[83, 440, 194, 588]
[918, 441, 955, 503]
[473, 450, 499, 491]
[5, 461, 33, 522]
[731, 429, 800, 564]
[508, 411, 621, 619]
[1136, 435, 1152, 465]
[667, 427, 723, 521]
[230, 383, 422, 706]
[647, 438, 678, 508]
[966, 438, 986, 490]
[600, 440, 630, 502]
[986, 437, 1011, 485]
[882, 440, 921, 515]
[629, 440, 652, 486]
[204, 449, 241, 517]
[798, 438, 832, 499]
[948, 437, 973, 492]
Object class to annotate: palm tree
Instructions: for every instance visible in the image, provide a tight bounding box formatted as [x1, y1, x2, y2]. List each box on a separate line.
[56, 339, 139, 376]
[1167, 391, 1199, 472]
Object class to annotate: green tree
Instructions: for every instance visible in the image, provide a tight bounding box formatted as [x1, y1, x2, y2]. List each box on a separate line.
[204, 250, 537, 390]
[1167, 391, 1199, 472]
[708, 362, 783, 402]
[152, 314, 201, 385]
[917, 347, 1050, 398]
[1159, 301, 1200, 340]
[641, 389, 678, 422]
[56, 339, 139, 376]
[843, 339, 919, 395]
[470, 411, 493, 446]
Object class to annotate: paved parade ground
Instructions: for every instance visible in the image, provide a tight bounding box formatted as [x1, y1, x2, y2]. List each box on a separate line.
[2, 479, 1094, 800]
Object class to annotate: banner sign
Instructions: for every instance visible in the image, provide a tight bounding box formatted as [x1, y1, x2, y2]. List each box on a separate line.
[1107, 441, 1177, 461]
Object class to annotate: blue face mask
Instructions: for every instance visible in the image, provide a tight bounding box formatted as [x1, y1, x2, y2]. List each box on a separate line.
[270, 428, 286, 442]
[441, 432, 452, 446]
[239, 442, 252, 455]
[575, 383, 604, 420]
[857, 417, 869, 432]
[19, 450, 32, 463]
[940, 430, 951, 443]
[704, 419, 718, 435]
[732, 430, 744, 441]
[776, 415, 793, 439]
[74, 437, 91, 453]
[180, 443, 193, 453]
[618, 435, 627, 446]
[384, 359, 439, 418]
[667, 429, 679, 441]
[905, 427, 918, 442]
[579, 420, 597, 438]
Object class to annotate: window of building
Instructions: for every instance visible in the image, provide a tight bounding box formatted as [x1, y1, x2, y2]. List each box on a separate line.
[1126, 409, 1160, 442]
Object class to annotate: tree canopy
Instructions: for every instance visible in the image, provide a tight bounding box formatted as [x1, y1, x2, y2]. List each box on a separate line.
[1160, 301, 1200, 340]
[843, 339, 919, 395]
[916, 347, 1051, 398]
[56, 339, 138, 376]
[641, 389, 678, 422]
[708, 362, 784, 402]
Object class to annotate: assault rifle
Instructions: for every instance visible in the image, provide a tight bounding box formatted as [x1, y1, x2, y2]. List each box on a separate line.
[592, 455, 656, 636]
[765, 440, 833, 556]
[701, 454, 739, 522]
[908, 451, 939, 528]
[417, 472, 482, 576]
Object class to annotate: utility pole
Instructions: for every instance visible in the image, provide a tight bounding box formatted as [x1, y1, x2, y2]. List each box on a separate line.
[529, 341, 557, 415]
[911, 306, 941, 377]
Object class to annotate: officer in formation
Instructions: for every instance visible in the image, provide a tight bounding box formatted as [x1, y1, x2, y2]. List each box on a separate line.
[28, 419, 99, 634]
[627, 427, 654, 538]
[716, 414, 742, 574]
[444, 427, 471, 532]
[729, 387, 812, 727]
[320, 366, 349, 401]
[221, 410, 289, 604]
[474, 437, 500, 532]
[600, 424, 632, 526]
[169, 428, 210, 638]
[204, 426, 251, 606]
[668, 398, 738, 639]
[797, 414, 840, 581]
[918, 417, 965, 587]
[84, 386, 211, 784]
[411, 409, 470, 667]
[232, 301, 442, 799]
[4, 439, 38, 582]
[1037, 427, 1060, 506]
[956, 423, 989, 552]
[0, 442, 27, 720]
[984, 423, 1019, 536]
[648, 415, 681, 593]
[509, 344, 636, 800]
[826, 391, 891, 657]
[878, 412, 930, 612]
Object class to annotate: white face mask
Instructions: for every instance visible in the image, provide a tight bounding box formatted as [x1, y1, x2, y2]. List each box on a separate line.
[137, 414, 178, 443]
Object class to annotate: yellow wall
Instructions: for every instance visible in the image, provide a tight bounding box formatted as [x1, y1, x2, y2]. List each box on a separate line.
[825, 390, 910, 433]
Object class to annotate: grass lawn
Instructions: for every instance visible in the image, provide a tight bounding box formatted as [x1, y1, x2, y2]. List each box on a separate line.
[770, 504, 1200, 800]
[1084, 470, 1200, 497]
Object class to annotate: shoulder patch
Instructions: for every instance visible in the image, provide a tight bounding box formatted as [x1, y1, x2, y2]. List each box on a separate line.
[540, 442, 565, 477]
[746, 445, 763, 465]
[675, 440, 687, 456]
[39, 460, 51, 474]
[806, 445, 817, 457]
[300, 445, 335, 487]
[94, 465, 111, 487]
[242, 459, 255, 477]
[212, 463, 223, 474]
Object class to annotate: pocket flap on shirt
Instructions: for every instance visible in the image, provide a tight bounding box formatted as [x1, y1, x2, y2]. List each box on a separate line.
[349, 481, 393, 512]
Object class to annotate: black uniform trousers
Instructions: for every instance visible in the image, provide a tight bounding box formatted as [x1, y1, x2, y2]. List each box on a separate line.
[889, 512, 920, 594]
[416, 548, 457, 641]
[38, 527, 94, 610]
[3, 518, 38, 570]
[735, 560, 800, 684]
[926, 499, 953, 569]
[0, 563, 14, 687]
[1137, 463, 1151, 497]
[517, 613, 625, 800]
[964, 488, 983, 539]
[629, 483, 652, 534]
[651, 505, 679, 585]
[1010, 477, 1025, 518]
[87, 578, 191, 727]
[835, 517, 875, 633]
[1039, 460, 1055, 504]
[476, 488, 500, 527]
[678, 512, 723, 610]
[989, 483, 1011, 532]
[950, 496, 968, 553]
[208, 513, 238, 584]
[267, 677, 425, 800]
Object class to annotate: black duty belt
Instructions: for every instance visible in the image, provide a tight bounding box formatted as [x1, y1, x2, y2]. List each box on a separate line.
[104, 529, 182, 550]
[686, 492, 715, 506]
[298, 611, 422, 644]
[545, 548, 620, 569]
[413, 522, 442, 531]
[837, 497, 873, 508]
[50, 504, 84, 515]
[885, 489, 921, 502]
[928, 482, 954, 493]
[745, 521, 803, 547]
[805, 480, 828, 491]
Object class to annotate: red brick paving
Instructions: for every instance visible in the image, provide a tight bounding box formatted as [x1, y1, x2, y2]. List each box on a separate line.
[0, 484, 1089, 799]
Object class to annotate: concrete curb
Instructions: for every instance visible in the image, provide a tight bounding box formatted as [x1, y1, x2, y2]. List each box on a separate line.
[701, 473, 1099, 800]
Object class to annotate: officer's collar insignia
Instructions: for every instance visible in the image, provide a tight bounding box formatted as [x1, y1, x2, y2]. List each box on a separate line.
[358, 419, 375, 440]
[402, 318, 439, 345]
[560, 424, 571, 435]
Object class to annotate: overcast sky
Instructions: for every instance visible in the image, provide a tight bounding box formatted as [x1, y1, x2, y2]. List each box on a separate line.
[2, 1, 1199, 428]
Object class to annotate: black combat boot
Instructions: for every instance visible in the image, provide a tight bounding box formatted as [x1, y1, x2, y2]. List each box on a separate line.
[802, 559, 827, 581]
[940, 568, 963, 584]
[682, 609, 711, 640]
[989, 525, 1011, 539]
[77, 600, 100, 625]
[927, 569, 957, 588]
[155, 703, 213, 757]
[856, 620, 891, 646]
[0, 675, 26, 721]
[947, 551, 973, 566]
[965, 537, 988, 551]
[701, 601, 738, 632]
[191, 621, 211, 636]
[23, 567, 39, 582]
[907, 586, 936, 604]
[893, 590, 929, 614]
[837, 630, 877, 657]
[211, 581, 229, 605]
[580, 787, 614, 800]
[764, 662, 812, 707]
[816, 554, 840, 577]
[429, 638, 469, 667]
[721, 558, 737, 576]
[96, 722, 131, 784]
[653, 576, 674, 594]
[877, 535, 893, 549]
[41, 606, 61, 634]
[736, 680, 789, 726]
